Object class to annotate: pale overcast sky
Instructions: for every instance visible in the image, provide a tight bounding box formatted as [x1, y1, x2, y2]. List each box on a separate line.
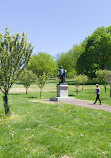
[0, 0, 111, 57]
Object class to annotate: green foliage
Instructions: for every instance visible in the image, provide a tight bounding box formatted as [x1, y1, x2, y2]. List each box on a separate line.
[80, 74, 88, 91]
[96, 69, 108, 93]
[96, 69, 108, 84]
[0, 28, 33, 115]
[73, 74, 88, 94]
[0, 28, 33, 93]
[104, 70, 111, 97]
[37, 73, 47, 98]
[28, 52, 58, 78]
[104, 70, 111, 85]
[76, 26, 111, 78]
[74, 75, 83, 85]
[57, 43, 85, 78]
[73, 75, 83, 95]
[54, 77, 60, 85]
[67, 69, 77, 78]
[19, 69, 36, 94]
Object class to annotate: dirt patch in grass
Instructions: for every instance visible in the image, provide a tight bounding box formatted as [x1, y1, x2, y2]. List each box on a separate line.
[61, 155, 72, 158]
[9, 88, 56, 93]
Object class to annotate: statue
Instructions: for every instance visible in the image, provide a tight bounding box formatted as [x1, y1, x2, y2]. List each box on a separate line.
[58, 66, 67, 84]
[50, 66, 75, 101]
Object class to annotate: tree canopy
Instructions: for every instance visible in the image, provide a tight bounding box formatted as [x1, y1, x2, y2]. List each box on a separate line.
[76, 26, 111, 78]
[19, 69, 36, 94]
[28, 52, 58, 78]
[57, 43, 85, 78]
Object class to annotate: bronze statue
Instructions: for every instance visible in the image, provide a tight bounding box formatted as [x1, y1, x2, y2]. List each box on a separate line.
[58, 66, 67, 84]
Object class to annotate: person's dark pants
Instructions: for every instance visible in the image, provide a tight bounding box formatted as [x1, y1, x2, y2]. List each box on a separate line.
[94, 94, 101, 104]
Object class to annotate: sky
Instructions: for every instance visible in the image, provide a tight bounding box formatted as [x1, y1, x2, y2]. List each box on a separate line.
[0, 0, 111, 57]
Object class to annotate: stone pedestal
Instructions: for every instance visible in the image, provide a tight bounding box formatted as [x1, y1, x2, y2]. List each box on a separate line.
[57, 84, 68, 97]
[50, 84, 75, 101]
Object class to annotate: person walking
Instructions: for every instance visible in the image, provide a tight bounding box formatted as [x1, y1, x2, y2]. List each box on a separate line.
[94, 84, 102, 105]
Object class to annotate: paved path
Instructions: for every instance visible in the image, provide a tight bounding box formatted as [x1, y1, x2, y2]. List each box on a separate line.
[45, 99, 111, 112]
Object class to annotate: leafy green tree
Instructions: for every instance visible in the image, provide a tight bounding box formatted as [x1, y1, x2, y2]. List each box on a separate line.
[76, 26, 111, 78]
[0, 28, 33, 115]
[19, 69, 36, 94]
[96, 69, 108, 92]
[37, 73, 47, 98]
[80, 74, 88, 91]
[28, 52, 58, 78]
[57, 43, 85, 78]
[73, 75, 83, 95]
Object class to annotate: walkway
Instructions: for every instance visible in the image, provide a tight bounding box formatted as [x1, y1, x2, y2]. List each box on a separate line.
[45, 99, 111, 112]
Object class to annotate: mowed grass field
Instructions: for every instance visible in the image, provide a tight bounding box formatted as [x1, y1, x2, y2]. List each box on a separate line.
[10, 79, 111, 106]
[0, 79, 111, 158]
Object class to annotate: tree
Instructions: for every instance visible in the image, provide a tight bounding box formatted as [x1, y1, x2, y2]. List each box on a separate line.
[36, 73, 47, 98]
[104, 70, 111, 97]
[28, 52, 58, 78]
[73, 75, 83, 95]
[96, 69, 108, 92]
[0, 28, 33, 115]
[80, 74, 88, 91]
[57, 43, 85, 78]
[19, 69, 36, 94]
[76, 26, 111, 78]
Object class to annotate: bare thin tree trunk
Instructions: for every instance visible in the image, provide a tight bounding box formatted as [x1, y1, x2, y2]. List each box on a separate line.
[76, 86, 78, 95]
[3, 93, 9, 115]
[40, 88, 42, 98]
[105, 86, 106, 93]
[110, 84, 111, 97]
[26, 88, 28, 94]
[82, 84, 84, 91]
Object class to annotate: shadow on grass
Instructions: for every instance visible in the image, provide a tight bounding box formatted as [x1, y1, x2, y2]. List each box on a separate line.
[9, 93, 21, 96]
[69, 94, 76, 97]
[28, 96, 38, 99]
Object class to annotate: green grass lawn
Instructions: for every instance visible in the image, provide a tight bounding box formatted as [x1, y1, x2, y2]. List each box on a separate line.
[0, 81, 111, 158]
[12, 80, 111, 106]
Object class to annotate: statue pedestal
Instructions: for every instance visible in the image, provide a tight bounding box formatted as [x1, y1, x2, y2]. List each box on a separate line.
[50, 84, 75, 101]
[57, 84, 68, 97]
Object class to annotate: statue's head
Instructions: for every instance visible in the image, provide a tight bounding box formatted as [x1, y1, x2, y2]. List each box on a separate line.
[60, 66, 63, 69]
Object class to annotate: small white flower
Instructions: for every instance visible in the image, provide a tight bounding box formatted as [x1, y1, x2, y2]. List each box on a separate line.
[80, 134, 83, 136]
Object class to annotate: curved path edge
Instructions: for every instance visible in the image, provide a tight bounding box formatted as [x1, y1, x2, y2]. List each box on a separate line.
[44, 99, 111, 112]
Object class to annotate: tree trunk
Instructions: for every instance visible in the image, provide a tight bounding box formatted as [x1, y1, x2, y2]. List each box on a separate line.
[76, 86, 78, 95]
[26, 88, 28, 94]
[40, 88, 42, 98]
[82, 84, 84, 91]
[3, 93, 9, 115]
[105, 86, 106, 93]
[110, 84, 111, 97]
